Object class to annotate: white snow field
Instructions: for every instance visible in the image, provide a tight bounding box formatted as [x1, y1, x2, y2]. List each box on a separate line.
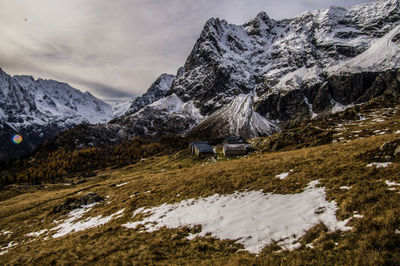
[124, 181, 352, 254]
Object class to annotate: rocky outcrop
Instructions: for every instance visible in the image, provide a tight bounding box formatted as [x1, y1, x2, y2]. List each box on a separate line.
[360, 137, 400, 163]
[51, 192, 104, 214]
[252, 69, 400, 128]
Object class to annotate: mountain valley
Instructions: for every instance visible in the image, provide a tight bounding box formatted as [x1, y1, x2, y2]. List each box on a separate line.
[1, 0, 400, 264]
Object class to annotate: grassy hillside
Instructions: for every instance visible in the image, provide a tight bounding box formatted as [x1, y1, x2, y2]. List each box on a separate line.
[1, 98, 400, 265]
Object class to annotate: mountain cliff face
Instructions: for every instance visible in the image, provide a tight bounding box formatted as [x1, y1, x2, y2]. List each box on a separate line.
[0, 68, 113, 162]
[107, 0, 400, 140]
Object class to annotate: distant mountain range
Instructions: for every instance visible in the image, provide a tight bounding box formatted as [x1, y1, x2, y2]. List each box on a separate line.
[2, 0, 400, 161]
[0, 68, 113, 161]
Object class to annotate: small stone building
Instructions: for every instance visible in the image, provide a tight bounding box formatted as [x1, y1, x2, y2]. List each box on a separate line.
[189, 141, 209, 154]
[193, 143, 214, 158]
[223, 144, 248, 156]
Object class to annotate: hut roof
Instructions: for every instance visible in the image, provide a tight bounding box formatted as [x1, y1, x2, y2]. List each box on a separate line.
[194, 143, 214, 153]
[224, 136, 246, 144]
[189, 141, 208, 147]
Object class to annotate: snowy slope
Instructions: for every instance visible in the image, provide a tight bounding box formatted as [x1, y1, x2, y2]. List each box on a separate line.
[188, 93, 277, 138]
[123, 74, 175, 116]
[153, 0, 400, 138]
[328, 24, 400, 74]
[113, 98, 136, 117]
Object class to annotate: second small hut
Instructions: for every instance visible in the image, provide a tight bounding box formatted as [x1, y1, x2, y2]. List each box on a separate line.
[223, 144, 247, 156]
[222, 136, 252, 156]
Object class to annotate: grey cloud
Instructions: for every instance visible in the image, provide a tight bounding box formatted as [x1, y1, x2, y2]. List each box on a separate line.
[72, 79, 137, 99]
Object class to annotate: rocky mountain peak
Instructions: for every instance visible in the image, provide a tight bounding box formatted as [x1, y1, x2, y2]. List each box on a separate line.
[121, 73, 175, 116]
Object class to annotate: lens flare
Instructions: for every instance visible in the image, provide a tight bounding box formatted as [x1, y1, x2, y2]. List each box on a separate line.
[12, 134, 23, 144]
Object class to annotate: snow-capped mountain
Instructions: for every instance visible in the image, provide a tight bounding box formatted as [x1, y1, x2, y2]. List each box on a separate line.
[171, 0, 400, 125]
[0, 68, 113, 162]
[4, 0, 400, 157]
[103, 0, 400, 141]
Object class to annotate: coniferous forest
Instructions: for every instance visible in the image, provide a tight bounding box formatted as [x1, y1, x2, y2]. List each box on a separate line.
[0, 135, 186, 185]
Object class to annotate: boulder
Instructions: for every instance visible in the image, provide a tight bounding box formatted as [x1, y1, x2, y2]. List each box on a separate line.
[51, 192, 104, 214]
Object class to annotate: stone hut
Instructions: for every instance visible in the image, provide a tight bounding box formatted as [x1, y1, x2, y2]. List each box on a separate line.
[189, 141, 209, 154]
[223, 144, 247, 156]
[193, 143, 214, 158]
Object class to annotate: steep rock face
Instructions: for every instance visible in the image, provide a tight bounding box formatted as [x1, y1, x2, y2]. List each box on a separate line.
[254, 69, 400, 124]
[329, 69, 400, 104]
[0, 68, 113, 162]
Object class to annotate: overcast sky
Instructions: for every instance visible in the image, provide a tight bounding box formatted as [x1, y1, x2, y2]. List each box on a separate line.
[0, 0, 373, 104]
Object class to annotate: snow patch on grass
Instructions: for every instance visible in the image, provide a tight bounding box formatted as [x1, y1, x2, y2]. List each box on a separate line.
[276, 172, 289, 180]
[0, 241, 18, 256]
[41, 203, 126, 238]
[123, 181, 352, 254]
[306, 243, 314, 249]
[340, 186, 351, 190]
[385, 180, 400, 187]
[367, 162, 392, 168]
[26, 229, 48, 237]
[275, 169, 293, 180]
[1, 230, 11, 236]
[116, 182, 130, 187]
